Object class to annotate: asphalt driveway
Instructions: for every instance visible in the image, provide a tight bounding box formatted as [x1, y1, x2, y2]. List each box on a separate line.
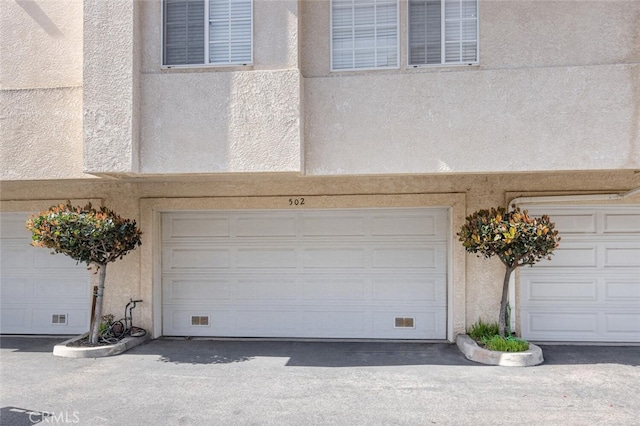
[1, 337, 639, 425]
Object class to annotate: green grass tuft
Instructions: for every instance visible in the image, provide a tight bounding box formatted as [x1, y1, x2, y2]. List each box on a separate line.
[481, 335, 530, 352]
[468, 319, 499, 341]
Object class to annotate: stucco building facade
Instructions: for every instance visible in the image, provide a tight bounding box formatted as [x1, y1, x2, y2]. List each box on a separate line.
[2, 0, 639, 342]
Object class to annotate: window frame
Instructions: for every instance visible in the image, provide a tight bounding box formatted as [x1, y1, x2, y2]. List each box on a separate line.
[161, 0, 254, 69]
[330, 0, 401, 72]
[406, 0, 479, 68]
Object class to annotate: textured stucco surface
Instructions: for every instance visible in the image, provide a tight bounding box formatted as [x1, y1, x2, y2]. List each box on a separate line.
[0, 87, 88, 180]
[83, 0, 139, 174]
[0, 0, 87, 180]
[0, 0, 82, 89]
[304, 64, 640, 174]
[2, 171, 638, 338]
[140, 70, 303, 173]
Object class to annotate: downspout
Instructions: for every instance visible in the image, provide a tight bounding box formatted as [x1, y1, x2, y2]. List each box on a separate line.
[506, 186, 640, 334]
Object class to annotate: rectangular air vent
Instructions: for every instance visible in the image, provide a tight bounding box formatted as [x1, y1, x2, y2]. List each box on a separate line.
[51, 314, 67, 325]
[394, 317, 415, 328]
[191, 315, 210, 326]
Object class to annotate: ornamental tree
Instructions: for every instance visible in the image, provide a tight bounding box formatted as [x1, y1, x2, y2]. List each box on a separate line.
[458, 206, 560, 337]
[26, 202, 142, 345]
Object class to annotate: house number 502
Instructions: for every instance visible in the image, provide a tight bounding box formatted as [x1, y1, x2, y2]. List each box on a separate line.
[289, 198, 305, 206]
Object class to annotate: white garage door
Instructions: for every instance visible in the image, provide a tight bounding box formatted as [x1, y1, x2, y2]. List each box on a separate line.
[162, 208, 448, 339]
[520, 205, 640, 342]
[0, 213, 90, 334]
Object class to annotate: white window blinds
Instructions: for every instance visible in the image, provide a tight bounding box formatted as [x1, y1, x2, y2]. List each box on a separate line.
[409, 0, 477, 66]
[331, 0, 399, 71]
[163, 0, 252, 66]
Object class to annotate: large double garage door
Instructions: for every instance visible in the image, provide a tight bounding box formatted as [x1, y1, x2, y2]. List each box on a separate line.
[520, 205, 640, 342]
[162, 208, 449, 339]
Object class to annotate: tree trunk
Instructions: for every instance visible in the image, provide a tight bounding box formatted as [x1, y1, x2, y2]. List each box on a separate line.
[89, 264, 107, 345]
[498, 266, 514, 337]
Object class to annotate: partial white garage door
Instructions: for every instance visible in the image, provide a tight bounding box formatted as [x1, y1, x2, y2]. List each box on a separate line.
[0, 213, 90, 334]
[520, 205, 640, 342]
[162, 208, 448, 339]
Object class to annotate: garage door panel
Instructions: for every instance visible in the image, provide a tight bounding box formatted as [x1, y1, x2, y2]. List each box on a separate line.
[1, 306, 88, 335]
[237, 309, 300, 334]
[603, 213, 640, 233]
[372, 310, 447, 339]
[605, 280, 640, 300]
[163, 215, 230, 239]
[0, 276, 31, 300]
[544, 213, 597, 234]
[303, 248, 366, 268]
[373, 247, 434, 269]
[165, 248, 230, 269]
[235, 279, 298, 300]
[34, 277, 89, 302]
[303, 310, 366, 335]
[544, 245, 597, 268]
[303, 216, 366, 237]
[237, 216, 296, 237]
[237, 248, 298, 269]
[1, 308, 29, 329]
[524, 279, 598, 302]
[371, 214, 440, 237]
[1, 243, 32, 269]
[33, 250, 82, 268]
[606, 313, 640, 333]
[526, 312, 598, 334]
[372, 276, 446, 303]
[302, 278, 366, 300]
[604, 245, 640, 268]
[164, 278, 231, 301]
[164, 309, 232, 334]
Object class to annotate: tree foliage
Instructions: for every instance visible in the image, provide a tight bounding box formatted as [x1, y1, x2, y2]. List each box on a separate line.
[26, 202, 142, 267]
[458, 206, 559, 268]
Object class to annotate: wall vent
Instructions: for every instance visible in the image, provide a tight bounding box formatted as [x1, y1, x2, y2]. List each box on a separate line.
[394, 317, 415, 328]
[191, 315, 210, 326]
[51, 314, 67, 325]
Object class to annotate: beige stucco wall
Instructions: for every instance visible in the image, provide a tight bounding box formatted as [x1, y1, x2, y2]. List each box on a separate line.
[2, 171, 638, 340]
[136, 0, 303, 175]
[0, 0, 87, 181]
[83, 0, 140, 175]
[0, 0, 83, 90]
[301, 0, 640, 175]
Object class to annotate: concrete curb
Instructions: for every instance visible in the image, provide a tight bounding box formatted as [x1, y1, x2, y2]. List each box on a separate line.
[53, 333, 151, 358]
[456, 334, 544, 367]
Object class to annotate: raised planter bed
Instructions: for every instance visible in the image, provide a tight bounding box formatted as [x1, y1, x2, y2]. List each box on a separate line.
[53, 333, 150, 358]
[456, 334, 544, 367]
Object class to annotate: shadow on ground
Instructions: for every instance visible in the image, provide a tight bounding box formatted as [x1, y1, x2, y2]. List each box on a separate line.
[0, 407, 51, 426]
[0, 336, 67, 353]
[126, 339, 479, 367]
[539, 344, 640, 366]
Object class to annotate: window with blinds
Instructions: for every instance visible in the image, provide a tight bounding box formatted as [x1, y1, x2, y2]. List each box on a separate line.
[331, 0, 399, 71]
[408, 0, 478, 66]
[163, 0, 252, 66]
